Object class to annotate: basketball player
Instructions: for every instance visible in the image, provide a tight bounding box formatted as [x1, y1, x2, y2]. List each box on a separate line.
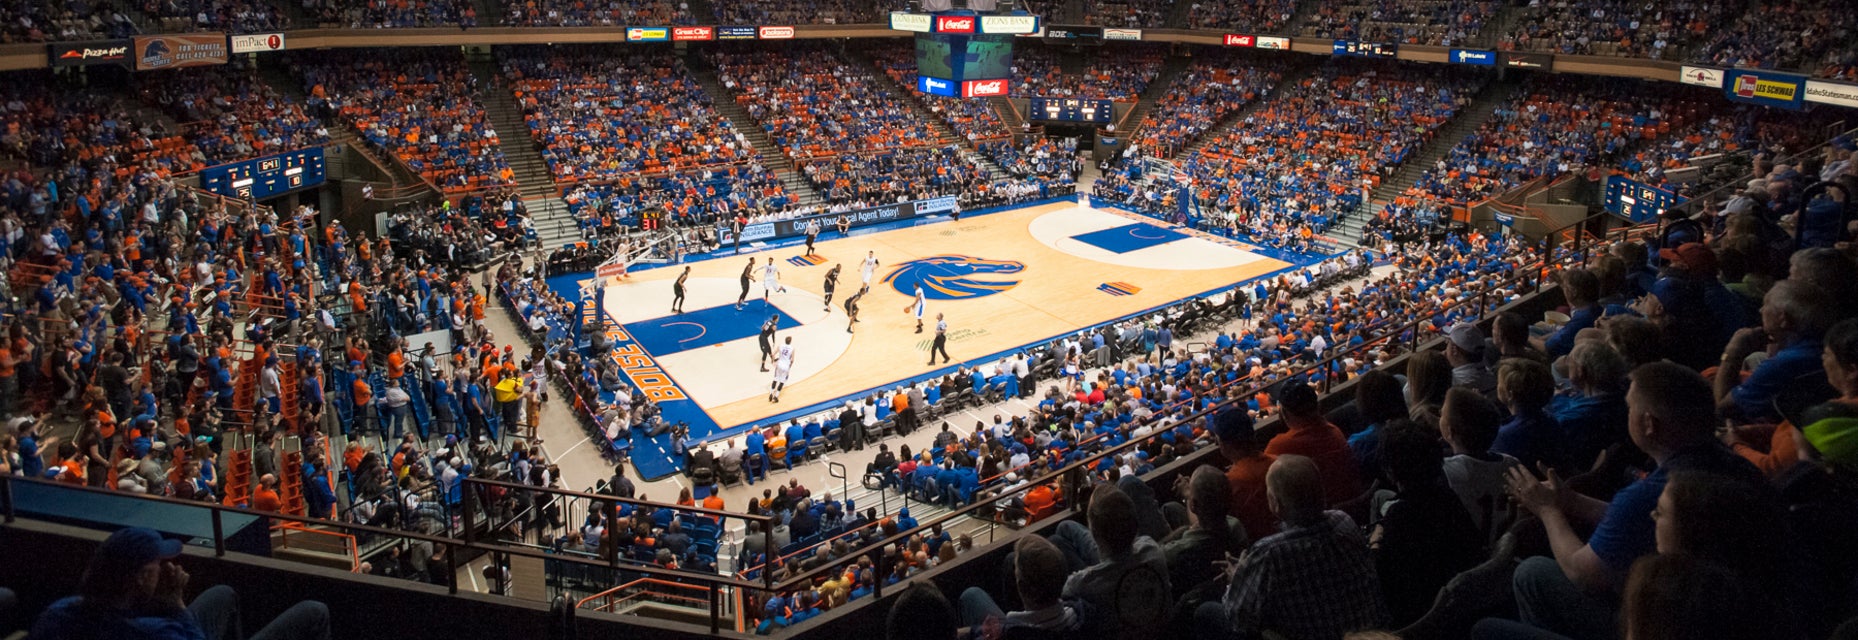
[844, 285, 866, 333]
[822, 264, 841, 312]
[769, 336, 794, 402]
[762, 258, 785, 303]
[804, 218, 821, 257]
[861, 251, 879, 286]
[758, 314, 778, 372]
[734, 257, 756, 310]
[904, 284, 926, 333]
[671, 266, 689, 313]
[950, 200, 962, 223]
[928, 312, 951, 365]
[836, 215, 852, 236]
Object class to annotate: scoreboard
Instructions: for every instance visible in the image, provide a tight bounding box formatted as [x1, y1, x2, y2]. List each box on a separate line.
[1605, 176, 1681, 223]
[201, 148, 325, 201]
[1333, 40, 1398, 58]
[1030, 98, 1112, 123]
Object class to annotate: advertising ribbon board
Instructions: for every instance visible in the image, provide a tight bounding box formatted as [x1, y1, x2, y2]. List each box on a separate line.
[1722, 69, 1807, 110]
[49, 40, 132, 67]
[133, 34, 229, 71]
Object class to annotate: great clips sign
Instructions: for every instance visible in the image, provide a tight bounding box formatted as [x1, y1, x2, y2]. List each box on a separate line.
[962, 79, 1009, 97]
[672, 26, 714, 41]
[935, 16, 976, 33]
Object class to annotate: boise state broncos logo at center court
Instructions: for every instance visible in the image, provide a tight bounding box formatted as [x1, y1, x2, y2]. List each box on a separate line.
[882, 255, 1025, 300]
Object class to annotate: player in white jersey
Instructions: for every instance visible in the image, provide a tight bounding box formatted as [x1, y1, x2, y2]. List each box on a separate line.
[861, 251, 879, 286]
[769, 336, 795, 402]
[904, 285, 926, 333]
[762, 260, 785, 302]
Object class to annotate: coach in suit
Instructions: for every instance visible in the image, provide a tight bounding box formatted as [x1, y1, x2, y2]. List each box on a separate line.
[838, 402, 865, 451]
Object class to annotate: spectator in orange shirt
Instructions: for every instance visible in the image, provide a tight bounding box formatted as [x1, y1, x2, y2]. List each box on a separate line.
[253, 474, 281, 512]
[1265, 382, 1363, 508]
[1213, 404, 1277, 540]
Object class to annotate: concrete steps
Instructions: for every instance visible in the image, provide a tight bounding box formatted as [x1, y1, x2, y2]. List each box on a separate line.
[1121, 55, 1190, 140]
[1174, 63, 1318, 160]
[469, 58, 556, 200]
[1338, 76, 1519, 243]
[686, 56, 825, 208]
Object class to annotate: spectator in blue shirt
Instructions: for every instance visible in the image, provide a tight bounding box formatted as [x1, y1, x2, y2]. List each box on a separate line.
[1536, 268, 1602, 358]
[1550, 341, 1632, 471]
[1493, 358, 1565, 472]
[1716, 279, 1837, 424]
[31, 527, 331, 640]
[15, 418, 51, 478]
[1488, 362, 1763, 640]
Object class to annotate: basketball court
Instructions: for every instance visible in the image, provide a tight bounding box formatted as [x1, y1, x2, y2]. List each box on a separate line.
[570, 199, 1308, 478]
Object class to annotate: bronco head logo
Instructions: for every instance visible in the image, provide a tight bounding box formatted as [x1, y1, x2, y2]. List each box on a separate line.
[882, 255, 1025, 300]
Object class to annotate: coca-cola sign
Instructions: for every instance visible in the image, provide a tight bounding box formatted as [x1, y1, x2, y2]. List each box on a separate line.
[1223, 34, 1255, 47]
[962, 79, 1008, 97]
[935, 16, 976, 33]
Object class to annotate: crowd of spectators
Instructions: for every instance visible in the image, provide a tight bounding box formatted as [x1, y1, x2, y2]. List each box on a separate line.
[1695, 0, 1858, 80]
[713, 46, 943, 159]
[977, 137, 1082, 183]
[297, 49, 515, 194]
[302, 0, 479, 28]
[867, 45, 1013, 143]
[1497, 0, 1724, 60]
[500, 46, 754, 184]
[139, 0, 289, 34]
[139, 65, 330, 167]
[1298, 0, 1500, 47]
[1, 75, 202, 177]
[799, 146, 989, 206]
[1101, 61, 1482, 251]
[559, 162, 795, 237]
[1013, 45, 1166, 102]
[1081, 0, 1176, 28]
[504, 0, 695, 26]
[874, 128, 1858, 640]
[1187, 0, 1299, 32]
[710, 0, 879, 25]
[0, 0, 138, 43]
[1129, 51, 1289, 159]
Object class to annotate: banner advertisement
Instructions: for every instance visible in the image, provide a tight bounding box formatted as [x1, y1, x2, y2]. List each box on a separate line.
[918, 75, 959, 97]
[1502, 51, 1551, 69]
[1449, 48, 1496, 66]
[1222, 34, 1254, 47]
[625, 27, 669, 41]
[671, 26, 714, 41]
[717, 26, 758, 39]
[1103, 28, 1142, 41]
[1255, 36, 1289, 49]
[758, 26, 795, 39]
[1805, 80, 1858, 108]
[1678, 66, 1723, 88]
[890, 12, 932, 32]
[961, 78, 1009, 97]
[979, 15, 1039, 34]
[1722, 69, 1807, 110]
[48, 40, 131, 67]
[933, 15, 976, 33]
[918, 196, 959, 214]
[133, 34, 228, 70]
[229, 33, 284, 53]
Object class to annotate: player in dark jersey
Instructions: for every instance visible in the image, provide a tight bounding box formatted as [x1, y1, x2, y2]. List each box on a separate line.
[844, 285, 866, 334]
[672, 266, 689, 313]
[822, 264, 841, 311]
[734, 257, 756, 310]
[758, 314, 778, 372]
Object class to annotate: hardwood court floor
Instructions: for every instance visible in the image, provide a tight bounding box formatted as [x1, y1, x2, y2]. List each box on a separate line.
[595, 201, 1292, 433]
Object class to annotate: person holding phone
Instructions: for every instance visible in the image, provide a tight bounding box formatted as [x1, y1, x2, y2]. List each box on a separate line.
[32, 527, 332, 639]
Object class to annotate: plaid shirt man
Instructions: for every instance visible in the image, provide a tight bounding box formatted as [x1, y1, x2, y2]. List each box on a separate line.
[1220, 510, 1388, 640]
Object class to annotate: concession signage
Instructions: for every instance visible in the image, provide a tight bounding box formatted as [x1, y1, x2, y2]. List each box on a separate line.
[48, 40, 131, 67]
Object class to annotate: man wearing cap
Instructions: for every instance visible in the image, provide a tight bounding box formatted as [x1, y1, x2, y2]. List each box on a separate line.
[1213, 406, 1276, 540]
[31, 527, 330, 639]
[1650, 242, 1747, 368]
[1445, 322, 1495, 394]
